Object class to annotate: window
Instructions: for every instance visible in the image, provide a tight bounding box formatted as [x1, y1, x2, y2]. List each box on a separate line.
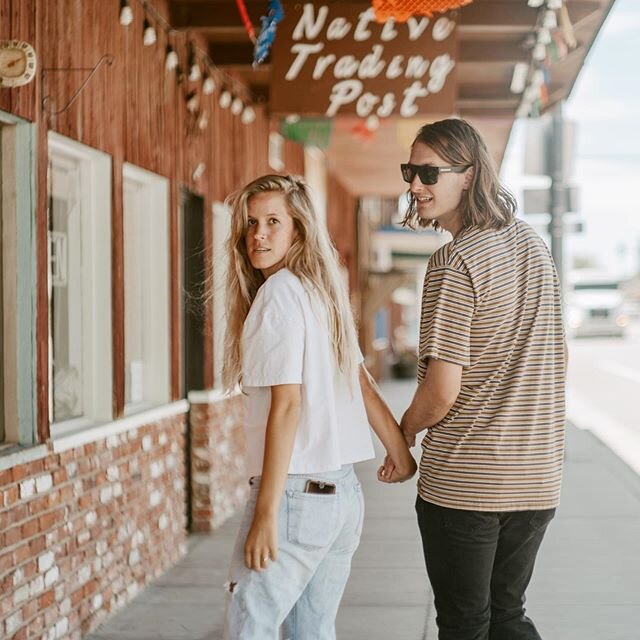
[48, 134, 112, 435]
[123, 164, 170, 411]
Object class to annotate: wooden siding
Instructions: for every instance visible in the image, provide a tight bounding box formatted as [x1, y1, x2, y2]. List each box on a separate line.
[327, 173, 358, 296]
[1, 0, 306, 438]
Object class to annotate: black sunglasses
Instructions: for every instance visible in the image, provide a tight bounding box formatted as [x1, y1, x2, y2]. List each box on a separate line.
[400, 163, 471, 185]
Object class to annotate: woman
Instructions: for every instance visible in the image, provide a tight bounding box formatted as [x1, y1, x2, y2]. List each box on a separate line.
[222, 174, 415, 639]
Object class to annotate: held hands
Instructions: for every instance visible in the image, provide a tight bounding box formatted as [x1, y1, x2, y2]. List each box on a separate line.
[377, 452, 417, 483]
[244, 511, 278, 572]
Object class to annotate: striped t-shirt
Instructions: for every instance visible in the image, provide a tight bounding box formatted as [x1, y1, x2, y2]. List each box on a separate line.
[417, 217, 566, 512]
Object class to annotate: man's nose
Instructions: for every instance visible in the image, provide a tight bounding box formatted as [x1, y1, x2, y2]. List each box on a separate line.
[410, 173, 423, 192]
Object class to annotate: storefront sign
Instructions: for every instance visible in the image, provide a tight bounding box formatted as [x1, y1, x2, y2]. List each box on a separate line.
[270, 3, 457, 118]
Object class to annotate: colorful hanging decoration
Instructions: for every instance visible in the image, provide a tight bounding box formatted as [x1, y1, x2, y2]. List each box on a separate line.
[372, 0, 474, 23]
[253, 0, 284, 67]
[558, 4, 577, 49]
[280, 117, 332, 149]
[235, 0, 256, 42]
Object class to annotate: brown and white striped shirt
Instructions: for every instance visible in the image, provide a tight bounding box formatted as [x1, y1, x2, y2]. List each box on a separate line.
[417, 218, 566, 512]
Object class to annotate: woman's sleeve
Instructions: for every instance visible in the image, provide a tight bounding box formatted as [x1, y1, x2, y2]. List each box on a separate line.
[242, 285, 305, 387]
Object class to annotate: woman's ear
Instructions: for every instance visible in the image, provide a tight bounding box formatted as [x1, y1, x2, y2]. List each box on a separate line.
[463, 166, 474, 190]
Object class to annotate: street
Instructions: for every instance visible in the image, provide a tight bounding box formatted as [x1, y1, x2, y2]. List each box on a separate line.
[566, 319, 640, 475]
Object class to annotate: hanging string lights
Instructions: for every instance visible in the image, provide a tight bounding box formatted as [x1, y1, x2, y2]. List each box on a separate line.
[513, 0, 577, 118]
[118, 0, 258, 127]
[119, 0, 134, 26]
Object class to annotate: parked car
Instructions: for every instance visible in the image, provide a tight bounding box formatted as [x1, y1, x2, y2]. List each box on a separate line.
[566, 271, 629, 338]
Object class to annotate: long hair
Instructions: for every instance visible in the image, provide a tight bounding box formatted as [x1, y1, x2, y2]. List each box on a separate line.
[222, 174, 359, 391]
[400, 118, 517, 231]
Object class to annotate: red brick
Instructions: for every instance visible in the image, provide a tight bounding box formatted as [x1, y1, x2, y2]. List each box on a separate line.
[5, 524, 22, 547]
[11, 628, 27, 640]
[53, 468, 68, 485]
[11, 504, 28, 522]
[12, 543, 31, 564]
[71, 587, 84, 607]
[38, 509, 63, 531]
[11, 464, 31, 483]
[3, 485, 19, 507]
[21, 597, 38, 619]
[28, 459, 45, 475]
[39, 589, 55, 608]
[0, 551, 12, 574]
[28, 495, 49, 516]
[21, 518, 39, 538]
[28, 535, 46, 555]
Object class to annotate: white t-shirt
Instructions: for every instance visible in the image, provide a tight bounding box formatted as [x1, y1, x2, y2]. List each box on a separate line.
[241, 268, 375, 477]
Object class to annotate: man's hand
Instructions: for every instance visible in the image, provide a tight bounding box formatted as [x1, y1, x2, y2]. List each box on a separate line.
[244, 511, 278, 571]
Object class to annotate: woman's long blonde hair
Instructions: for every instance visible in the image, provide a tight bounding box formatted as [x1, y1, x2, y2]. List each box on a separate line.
[222, 174, 359, 391]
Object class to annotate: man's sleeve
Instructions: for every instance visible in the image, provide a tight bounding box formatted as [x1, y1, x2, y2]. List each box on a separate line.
[242, 286, 305, 387]
[419, 264, 475, 368]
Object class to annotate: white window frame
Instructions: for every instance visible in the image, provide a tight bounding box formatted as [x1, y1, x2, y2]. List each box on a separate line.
[48, 133, 112, 437]
[212, 201, 231, 390]
[122, 163, 170, 413]
[0, 111, 37, 450]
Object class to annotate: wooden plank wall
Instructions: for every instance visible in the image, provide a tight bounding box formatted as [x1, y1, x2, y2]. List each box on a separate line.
[327, 172, 358, 296]
[0, 0, 306, 438]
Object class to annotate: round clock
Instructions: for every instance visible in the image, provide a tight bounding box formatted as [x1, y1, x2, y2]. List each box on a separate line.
[0, 40, 37, 88]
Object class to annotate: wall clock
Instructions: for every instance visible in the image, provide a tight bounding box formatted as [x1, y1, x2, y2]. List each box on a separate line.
[0, 40, 37, 88]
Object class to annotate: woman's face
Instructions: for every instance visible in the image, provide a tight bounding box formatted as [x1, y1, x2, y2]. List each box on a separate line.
[245, 191, 297, 278]
[408, 141, 471, 236]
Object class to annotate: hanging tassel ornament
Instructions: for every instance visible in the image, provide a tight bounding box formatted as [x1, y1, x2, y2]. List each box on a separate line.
[559, 3, 577, 49]
[235, 0, 257, 43]
[253, 1, 285, 67]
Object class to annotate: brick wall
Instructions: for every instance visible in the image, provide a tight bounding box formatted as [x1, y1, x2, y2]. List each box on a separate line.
[190, 395, 248, 532]
[0, 414, 188, 639]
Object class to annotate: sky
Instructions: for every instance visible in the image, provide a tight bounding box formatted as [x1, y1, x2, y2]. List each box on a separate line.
[501, 0, 640, 278]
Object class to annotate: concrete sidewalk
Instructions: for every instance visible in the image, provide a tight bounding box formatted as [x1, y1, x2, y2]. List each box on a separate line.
[88, 380, 640, 640]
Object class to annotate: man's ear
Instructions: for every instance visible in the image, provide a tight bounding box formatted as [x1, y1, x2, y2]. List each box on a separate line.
[463, 166, 474, 189]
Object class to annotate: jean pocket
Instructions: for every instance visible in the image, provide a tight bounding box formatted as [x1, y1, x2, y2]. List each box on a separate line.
[287, 491, 338, 549]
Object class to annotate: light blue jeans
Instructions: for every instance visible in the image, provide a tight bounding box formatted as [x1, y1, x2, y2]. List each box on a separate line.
[223, 464, 364, 640]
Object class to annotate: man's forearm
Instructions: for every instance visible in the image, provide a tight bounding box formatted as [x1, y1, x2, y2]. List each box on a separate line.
[401, 382, 456, 436]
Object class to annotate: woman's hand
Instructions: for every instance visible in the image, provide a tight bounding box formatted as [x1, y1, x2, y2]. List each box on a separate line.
[244, 511, 278, 571]
[377, 452, 417, 483]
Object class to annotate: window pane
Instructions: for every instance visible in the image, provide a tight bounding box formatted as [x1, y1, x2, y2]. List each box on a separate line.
[49, 159, 84, 422]
[123, 182, 146, 406]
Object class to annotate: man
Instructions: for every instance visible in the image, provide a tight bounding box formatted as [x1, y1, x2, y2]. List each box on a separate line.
[381, 118, 566, 640]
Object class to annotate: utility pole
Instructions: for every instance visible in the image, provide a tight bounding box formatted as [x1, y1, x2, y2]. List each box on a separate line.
[549, 102, 566, 292]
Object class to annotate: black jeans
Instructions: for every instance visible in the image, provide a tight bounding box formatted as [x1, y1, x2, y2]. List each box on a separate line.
[415, 496, 555, 640]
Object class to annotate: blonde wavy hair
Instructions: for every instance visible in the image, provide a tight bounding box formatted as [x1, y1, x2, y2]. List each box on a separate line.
[222, 174, 359, 391]
[401, 118, 517, 231]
